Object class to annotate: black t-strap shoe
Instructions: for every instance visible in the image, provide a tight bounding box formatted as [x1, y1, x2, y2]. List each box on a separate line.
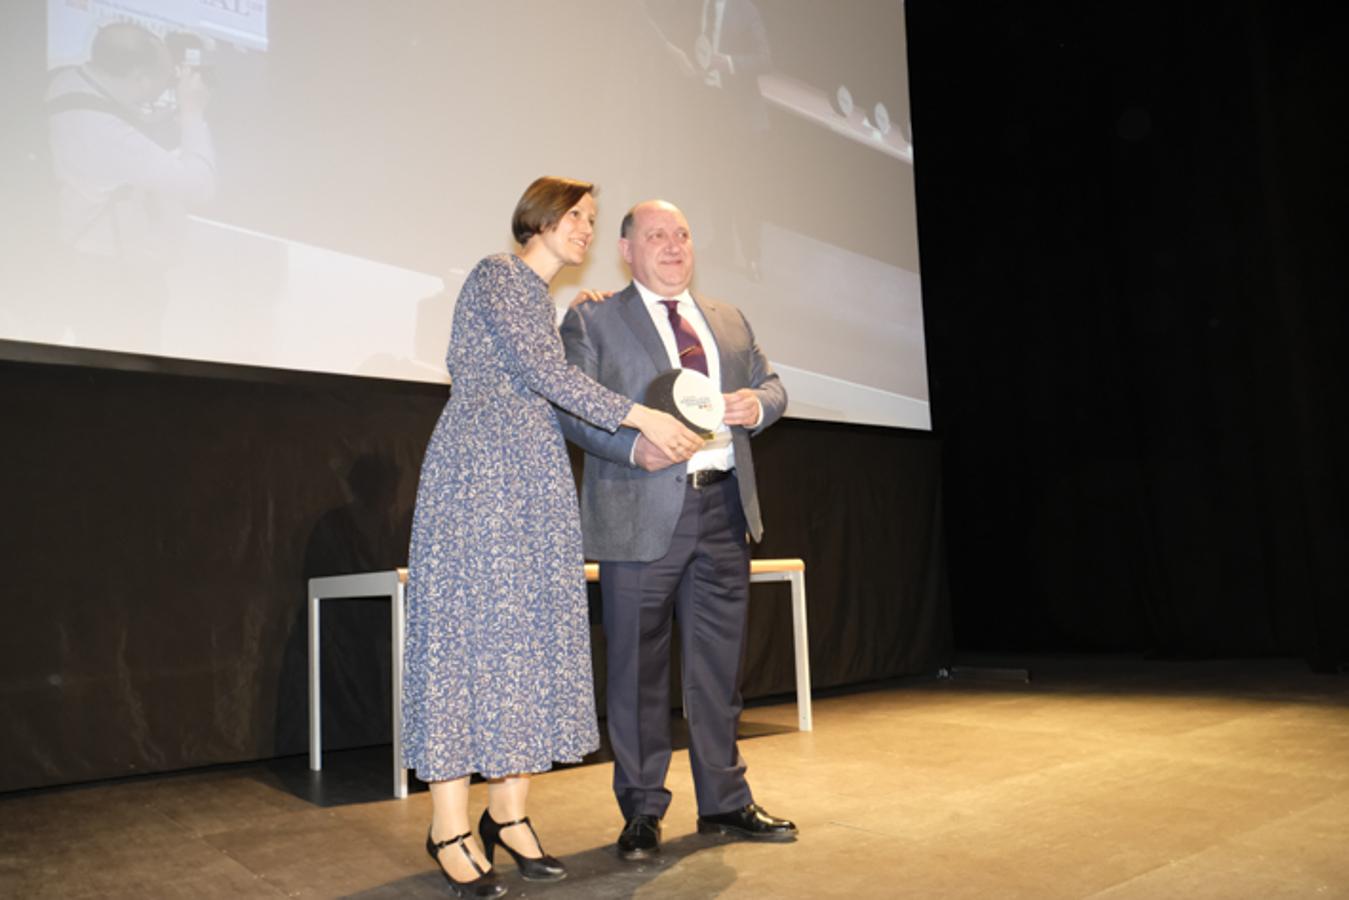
[479, 809, 567, 882]
[425, 829, 507, 898]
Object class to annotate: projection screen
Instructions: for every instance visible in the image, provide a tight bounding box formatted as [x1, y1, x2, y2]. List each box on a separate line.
[1, 0, 928, 430]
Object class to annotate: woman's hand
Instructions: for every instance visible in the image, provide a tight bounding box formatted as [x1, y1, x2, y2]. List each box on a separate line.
[569, 289, 614, 309]
[624, 405, 702, 462]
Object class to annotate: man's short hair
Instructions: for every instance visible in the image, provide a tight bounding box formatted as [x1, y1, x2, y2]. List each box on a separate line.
[511, 176, 595, 245]
[620, 208, 637, 240]
[90, 22, 166, 79]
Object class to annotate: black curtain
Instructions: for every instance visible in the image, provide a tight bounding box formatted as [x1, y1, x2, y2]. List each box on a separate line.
[0, 353, 947, 792]
[908, 3, 1348, 667]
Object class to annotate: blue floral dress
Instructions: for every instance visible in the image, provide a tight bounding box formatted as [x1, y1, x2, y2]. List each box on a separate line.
[402, 253, 631, 781]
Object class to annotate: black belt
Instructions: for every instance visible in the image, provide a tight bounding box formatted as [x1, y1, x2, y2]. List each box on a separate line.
[688, 468, 734, 489]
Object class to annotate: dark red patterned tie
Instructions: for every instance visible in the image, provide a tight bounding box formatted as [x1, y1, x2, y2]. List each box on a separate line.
[660, 299, 708, 376]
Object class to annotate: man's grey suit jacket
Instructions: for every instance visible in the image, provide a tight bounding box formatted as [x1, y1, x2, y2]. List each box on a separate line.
[558, 283, 787, 562]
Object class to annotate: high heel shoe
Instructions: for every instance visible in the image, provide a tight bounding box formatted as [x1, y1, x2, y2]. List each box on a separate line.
[425, 829, 507, 898]
[478, 809, 567, 882]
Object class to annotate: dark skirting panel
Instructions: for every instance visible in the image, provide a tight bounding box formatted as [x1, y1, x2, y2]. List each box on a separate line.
[0, 355, 948, 793]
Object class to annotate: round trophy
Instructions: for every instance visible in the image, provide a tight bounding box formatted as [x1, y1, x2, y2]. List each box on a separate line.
[645, 369, 724, 439]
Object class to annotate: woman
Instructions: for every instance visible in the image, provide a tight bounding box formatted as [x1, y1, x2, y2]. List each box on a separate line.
[401, 176, 700, 897]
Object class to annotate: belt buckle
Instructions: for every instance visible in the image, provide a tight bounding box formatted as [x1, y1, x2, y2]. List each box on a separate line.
[690, 469, 726, 489]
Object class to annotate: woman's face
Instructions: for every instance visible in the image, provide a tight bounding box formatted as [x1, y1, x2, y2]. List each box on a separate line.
[539, 193, 597, 267]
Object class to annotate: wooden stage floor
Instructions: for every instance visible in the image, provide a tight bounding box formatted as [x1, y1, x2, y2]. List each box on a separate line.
[3, 657, 1347, 898]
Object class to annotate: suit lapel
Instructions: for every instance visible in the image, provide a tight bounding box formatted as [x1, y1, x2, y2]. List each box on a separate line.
[693, 293, 734, 390]
[617, 284, 676, 375]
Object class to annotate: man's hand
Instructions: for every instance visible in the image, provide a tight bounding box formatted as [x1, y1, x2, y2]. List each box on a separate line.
[722, 389, 761, 428]
[569, 289, 614, 309]
[633, 433, 682, 472]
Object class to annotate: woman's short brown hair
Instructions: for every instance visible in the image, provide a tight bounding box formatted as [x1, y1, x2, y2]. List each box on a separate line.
[511, 176, 595, 245]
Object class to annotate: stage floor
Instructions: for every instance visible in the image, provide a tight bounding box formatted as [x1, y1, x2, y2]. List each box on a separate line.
[3, 657, 1347, 898]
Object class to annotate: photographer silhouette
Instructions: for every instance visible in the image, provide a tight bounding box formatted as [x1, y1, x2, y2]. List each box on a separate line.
[46, 22, 215, 272]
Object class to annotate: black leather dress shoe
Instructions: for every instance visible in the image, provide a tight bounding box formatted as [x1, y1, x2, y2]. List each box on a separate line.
[616, 814, 661, 860]
[696, 803, 797, 842]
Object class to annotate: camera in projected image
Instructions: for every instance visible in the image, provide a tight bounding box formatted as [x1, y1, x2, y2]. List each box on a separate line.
[165, 31, 210, 77]
[155, 30, 215, 115]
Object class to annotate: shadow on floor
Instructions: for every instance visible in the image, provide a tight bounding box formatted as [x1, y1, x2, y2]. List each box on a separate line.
[268, 715, 798, 809]
[345, 832, 745, 900]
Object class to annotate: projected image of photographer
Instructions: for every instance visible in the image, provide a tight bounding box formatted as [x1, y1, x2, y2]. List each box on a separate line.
[25, 0, 445, 376]
[45, 22, 215, 336]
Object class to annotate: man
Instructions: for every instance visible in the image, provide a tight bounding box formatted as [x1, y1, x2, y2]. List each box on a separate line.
[45, 22, 214, 277]
[559, 200, 794, 859]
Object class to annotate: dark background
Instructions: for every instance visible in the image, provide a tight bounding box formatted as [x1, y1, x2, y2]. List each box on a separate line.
[908, 2, 1347, 668]
[3, 1, 1347, 793]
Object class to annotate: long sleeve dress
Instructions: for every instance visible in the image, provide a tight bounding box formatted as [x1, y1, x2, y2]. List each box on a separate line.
[401, 253, 632, 781]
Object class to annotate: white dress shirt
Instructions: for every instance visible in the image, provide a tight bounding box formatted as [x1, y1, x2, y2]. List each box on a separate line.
[632, 279, 737, 474]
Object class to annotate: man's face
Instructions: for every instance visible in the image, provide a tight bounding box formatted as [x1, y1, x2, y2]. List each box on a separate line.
[131, 47, 174, 105]
[620, 202, 695, 297]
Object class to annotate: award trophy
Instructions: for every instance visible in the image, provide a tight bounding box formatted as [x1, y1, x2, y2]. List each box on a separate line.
[645, 369, 725, 440]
